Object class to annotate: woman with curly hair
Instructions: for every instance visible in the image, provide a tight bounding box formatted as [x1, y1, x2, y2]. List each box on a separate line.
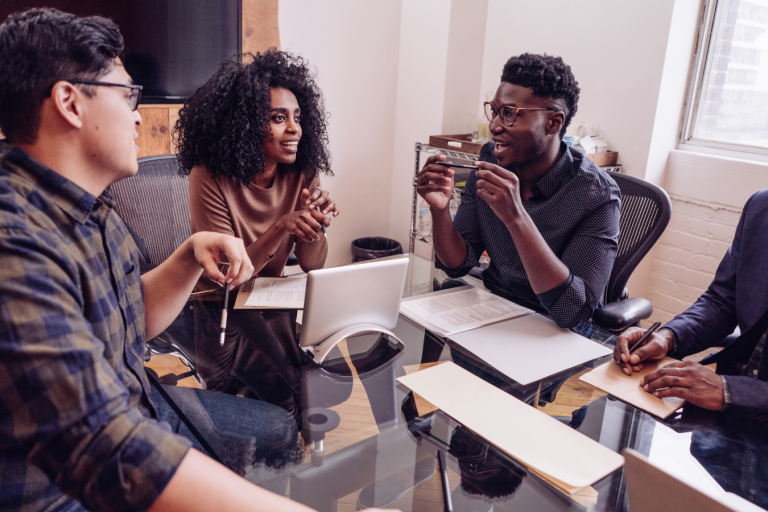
[175, 50, 338, 416]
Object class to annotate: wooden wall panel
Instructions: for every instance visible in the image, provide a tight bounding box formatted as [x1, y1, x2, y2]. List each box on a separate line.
[168, 105, 182, 154]
[136, 107, 171, 158]
[242, 0, 280, 56]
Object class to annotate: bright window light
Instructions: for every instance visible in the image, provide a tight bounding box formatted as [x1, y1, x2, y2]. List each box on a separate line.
[685, 0, 768, 154]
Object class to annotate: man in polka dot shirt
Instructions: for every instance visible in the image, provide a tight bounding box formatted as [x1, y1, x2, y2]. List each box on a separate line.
[417, 53, 620, 331]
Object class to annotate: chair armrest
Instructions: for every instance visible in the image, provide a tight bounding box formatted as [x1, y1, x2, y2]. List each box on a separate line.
[592, 297, 653, 331]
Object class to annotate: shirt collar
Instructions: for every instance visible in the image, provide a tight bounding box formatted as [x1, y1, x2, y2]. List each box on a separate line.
[0, 141, 107, 224]
[531, 142, 577, 200]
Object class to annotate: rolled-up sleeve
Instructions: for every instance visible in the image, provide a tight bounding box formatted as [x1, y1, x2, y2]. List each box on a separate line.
[435, 169, 484, 278]
[0, 231, 190, 512]
[543, 184, 620, 328]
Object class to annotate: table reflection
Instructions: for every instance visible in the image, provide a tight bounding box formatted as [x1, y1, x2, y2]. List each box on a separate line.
[175, 255, 768, 511]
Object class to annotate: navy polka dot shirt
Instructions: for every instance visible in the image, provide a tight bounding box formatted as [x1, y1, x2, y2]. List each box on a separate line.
[436, 142, 621, 328]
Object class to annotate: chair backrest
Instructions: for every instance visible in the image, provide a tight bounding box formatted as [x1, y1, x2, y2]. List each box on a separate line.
[109, 154, 191, 265]
[605, 172, 672, 304]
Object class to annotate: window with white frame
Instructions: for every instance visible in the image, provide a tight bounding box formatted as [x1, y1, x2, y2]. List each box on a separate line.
[683, 0, 768, 153]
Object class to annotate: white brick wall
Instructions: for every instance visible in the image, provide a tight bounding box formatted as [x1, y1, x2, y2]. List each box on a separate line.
[645, 195, 742, 326]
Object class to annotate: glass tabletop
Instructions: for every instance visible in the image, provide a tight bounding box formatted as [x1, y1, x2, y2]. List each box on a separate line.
[234, 254, 768, 512]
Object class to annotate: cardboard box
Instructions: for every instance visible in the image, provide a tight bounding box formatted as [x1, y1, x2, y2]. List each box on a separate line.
[428, 134, 485, 155]
[586, 151, 618, 166]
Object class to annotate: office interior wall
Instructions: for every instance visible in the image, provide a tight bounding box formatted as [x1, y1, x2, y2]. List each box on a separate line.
[388, 0, 453, 255]
[478, 0, 677, 180]
[440, 0, 490, 135]
[280, 0, 403, 266]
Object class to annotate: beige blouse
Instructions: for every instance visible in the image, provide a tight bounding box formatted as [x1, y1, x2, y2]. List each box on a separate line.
[189, 166, 327, 290]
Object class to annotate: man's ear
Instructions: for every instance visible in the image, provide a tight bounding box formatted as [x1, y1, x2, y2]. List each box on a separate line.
[547, 111, 565, 136]
[50, 81, 84, 130]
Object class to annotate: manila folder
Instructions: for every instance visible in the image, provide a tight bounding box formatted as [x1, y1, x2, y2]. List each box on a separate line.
[579, 358, 685, 419]
[397, 362, 624, 493]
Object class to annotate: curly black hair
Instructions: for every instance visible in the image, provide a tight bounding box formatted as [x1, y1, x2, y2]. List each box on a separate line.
[175, 50, 331, 186]
[500, 53, 580, 138]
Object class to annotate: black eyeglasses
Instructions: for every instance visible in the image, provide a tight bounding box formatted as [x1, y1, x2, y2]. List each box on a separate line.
[484, 102, 560, 127]
[65, 79, 143, 111]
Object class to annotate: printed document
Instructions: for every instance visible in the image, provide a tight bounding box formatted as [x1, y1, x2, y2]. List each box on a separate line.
[237, 275, 307, 309]
[399, 285, 533, 336]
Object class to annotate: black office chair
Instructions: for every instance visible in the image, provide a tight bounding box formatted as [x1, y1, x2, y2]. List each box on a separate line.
[109, 154, 200, 384]
[466, 172, 671, 332]
[592, 172, 672, 331]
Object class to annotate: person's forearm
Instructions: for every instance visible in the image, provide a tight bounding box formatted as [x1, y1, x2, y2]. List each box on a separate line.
[431, 206, 468, 268]
[254, 219, 287, 259]
[142, 238, 204, 339]
[504, 212, 570, 294]
[294, 235, 327, 273]
[149, 449, 315, 512]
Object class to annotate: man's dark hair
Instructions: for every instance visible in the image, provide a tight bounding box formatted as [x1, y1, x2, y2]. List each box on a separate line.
[175, 49, 332, 186]
[0, 8, 123, 144]
[500, 53, 580, 138]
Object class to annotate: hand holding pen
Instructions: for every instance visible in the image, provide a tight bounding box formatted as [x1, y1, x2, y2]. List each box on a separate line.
[219, 281, 230, 346]
[614, 321, 676, 376]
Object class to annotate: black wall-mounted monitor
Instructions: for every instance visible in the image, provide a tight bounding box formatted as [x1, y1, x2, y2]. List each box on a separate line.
[0, 0, 241, 103]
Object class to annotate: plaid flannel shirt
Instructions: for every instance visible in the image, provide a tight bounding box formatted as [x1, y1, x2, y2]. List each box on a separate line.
[0, 142, 190, 512]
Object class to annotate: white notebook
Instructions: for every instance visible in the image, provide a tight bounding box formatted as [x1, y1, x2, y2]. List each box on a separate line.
[449, 313, 612, 385]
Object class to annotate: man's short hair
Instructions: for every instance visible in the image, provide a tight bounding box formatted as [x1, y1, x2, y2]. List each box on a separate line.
[0, 8, 123, 144]
[500, 53, 580, 138]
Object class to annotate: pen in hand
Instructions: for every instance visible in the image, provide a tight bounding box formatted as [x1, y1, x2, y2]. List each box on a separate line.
[317, 206, 327, 237]
[625, 321, 662, 360]
[436, 161, 477, 170]
[219, 281, 230, 346]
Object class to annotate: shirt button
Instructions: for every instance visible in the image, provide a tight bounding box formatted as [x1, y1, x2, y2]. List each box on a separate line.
[753, 369, 759, 376]
[750, 413, 758, 420]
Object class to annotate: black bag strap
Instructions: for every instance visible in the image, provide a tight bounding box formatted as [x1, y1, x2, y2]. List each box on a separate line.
[146, 370, 223, 465]
[700, 303, 768, 367]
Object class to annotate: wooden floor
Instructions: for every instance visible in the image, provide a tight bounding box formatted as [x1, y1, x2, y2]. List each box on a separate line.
[146, 346, 607, 510]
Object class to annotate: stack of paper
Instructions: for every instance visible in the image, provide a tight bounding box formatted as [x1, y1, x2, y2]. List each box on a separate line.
[234, 275, 307, 310]
[449, 313, 613, 385]
[399, 285, 532, 336]
[397, 362, 625, 494]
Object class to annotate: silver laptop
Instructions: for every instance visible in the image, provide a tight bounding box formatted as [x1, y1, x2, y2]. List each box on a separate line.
[624, 449, 762, 512]
[299, 257, 409, 363]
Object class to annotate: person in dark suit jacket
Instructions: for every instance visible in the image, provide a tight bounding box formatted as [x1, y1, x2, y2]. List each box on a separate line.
[615, 190, 768, 419]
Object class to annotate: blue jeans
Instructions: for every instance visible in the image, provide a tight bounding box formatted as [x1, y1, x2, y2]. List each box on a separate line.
[151, 385, 299, 472]
[52, 385, 298, 512]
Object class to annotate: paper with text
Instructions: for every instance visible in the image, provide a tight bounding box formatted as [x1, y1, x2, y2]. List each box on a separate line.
[399, 285, 533, 336]
[241, 276, 307, 309]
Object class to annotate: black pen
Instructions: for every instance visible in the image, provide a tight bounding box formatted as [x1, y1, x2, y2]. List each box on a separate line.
[437, 450, 453, 512]
[219, 281, 230, 346]
[316, 206, 327, 237]
[626, 321, 661, 357]
[436, 161, 478, 170]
